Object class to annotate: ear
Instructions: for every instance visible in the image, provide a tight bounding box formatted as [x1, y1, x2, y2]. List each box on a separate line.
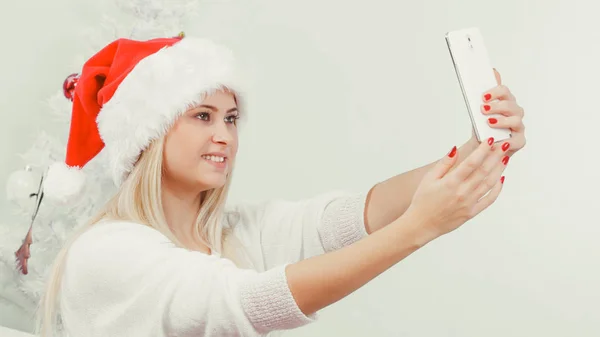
[493, 68, 502, 85]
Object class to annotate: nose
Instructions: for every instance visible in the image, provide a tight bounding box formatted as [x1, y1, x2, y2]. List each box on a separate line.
[211, 121, 233, 145]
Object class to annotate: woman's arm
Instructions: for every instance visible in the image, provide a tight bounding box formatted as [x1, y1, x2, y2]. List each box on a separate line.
[229, 190, 370, 268]
[365, 70, 527, 234]
[286, 210, 433, 315]
[288, 136, 508, 315]
[229, 139, 476, 267]
[363, 138, 478, 234]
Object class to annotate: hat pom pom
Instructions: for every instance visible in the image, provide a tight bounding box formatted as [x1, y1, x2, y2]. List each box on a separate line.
[43, 162, 86, 205]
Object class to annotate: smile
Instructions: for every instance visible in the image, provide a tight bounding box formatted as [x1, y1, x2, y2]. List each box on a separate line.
[201, 155, 225, 163]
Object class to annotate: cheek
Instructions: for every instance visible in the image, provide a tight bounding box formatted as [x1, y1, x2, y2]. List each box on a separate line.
[226, 134, 239, 165]
[165, 140, 195, 167]
[231, 134, 239, 155]
[163, 125, 204, 178]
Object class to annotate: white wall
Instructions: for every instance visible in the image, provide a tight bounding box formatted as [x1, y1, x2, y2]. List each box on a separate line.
[1, 0, 598, 336]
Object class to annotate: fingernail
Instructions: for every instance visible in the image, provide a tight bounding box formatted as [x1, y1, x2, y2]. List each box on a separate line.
[447, 146, 457, 158]
[501, 142, 510, 152]
[501, 176, 505, 184]
[488, 117, 497, 124]
[483, 104, 491, 111]
[484, 93, 492, 101]
[487, 137, 494, 146]
[502, 156, 509, 165]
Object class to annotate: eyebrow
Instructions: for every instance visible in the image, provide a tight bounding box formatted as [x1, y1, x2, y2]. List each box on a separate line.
[198, 104, 238, 113]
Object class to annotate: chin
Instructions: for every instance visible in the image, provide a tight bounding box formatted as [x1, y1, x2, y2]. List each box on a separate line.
[197, 173, 228, 190]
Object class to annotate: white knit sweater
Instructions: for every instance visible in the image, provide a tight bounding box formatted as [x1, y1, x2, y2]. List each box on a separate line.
[60, 190, 369, 337]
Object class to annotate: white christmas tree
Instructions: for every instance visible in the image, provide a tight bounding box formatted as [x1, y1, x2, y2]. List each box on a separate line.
[0, 0, 201, 329]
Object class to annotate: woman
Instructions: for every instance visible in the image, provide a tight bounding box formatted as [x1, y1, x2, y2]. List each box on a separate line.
[37, 34, 525, 337]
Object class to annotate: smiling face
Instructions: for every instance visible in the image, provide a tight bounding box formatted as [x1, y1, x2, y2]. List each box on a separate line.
[162, 90, 239, 194]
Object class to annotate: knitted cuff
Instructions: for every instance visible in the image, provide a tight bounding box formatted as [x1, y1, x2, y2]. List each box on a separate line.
[239, 264, 317, 334]
[318, 192, 369, 253]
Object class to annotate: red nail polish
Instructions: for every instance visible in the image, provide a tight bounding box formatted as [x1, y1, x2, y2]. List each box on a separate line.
[501, 142, 510, 152]
[447, 146, 457, 158]
[487, 137, 494, 145]
[488, 117, 497, 124]
[484, 93, 492, 101]
[502, 156, 509, 165]
[483, 104, 491, 111]
[501, 176, 505, 184]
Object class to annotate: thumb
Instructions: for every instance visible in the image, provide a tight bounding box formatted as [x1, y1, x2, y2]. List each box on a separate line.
[429, 145, 459, 180]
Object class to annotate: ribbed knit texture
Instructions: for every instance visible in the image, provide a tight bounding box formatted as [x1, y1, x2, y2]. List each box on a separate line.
[319, 192, 369, 252]
[239, 264, 315, 334]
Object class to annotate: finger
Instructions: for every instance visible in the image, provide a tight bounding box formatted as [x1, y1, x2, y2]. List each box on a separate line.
[496, 132, 526, 152]
[483, 84, 515, 102]
[504, 133, 526, 152]
[481, 100, 524, 117]
[447, 137, 495, 181]
[429, 145, 460, 179]
[493, 68, 502, 85]
[471, 176, 505, 216]
[472, 153, 509, 200]
[461, 142, 510, 193]
[487, 115, 525, 132]
[23, 260, 28, 275]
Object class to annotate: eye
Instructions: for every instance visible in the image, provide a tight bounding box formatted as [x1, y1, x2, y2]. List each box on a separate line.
[195, 112, 210, 121]
[225, 115, 240, 124]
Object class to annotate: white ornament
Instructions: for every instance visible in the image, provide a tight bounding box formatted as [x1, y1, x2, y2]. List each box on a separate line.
[6, 166, 40, 210]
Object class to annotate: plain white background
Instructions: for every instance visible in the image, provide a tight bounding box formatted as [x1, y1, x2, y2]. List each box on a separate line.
[1, 0, 599, 336]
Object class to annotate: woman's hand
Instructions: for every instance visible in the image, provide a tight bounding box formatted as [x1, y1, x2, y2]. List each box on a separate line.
[478, 69, 526, 156]
[404, 137, 510, 239]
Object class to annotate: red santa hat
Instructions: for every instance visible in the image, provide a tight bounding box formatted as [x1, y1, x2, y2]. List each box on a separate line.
[43, 33, 243, 204]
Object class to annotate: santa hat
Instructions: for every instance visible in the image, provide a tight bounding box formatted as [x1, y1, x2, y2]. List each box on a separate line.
[43, 33, 243, 204]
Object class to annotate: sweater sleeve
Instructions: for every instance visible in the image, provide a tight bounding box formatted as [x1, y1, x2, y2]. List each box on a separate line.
[60, 221, 314, 337]
[229, 190, 369, 269]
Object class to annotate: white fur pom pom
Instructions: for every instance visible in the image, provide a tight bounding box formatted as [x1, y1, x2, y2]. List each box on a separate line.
[43, 162, 86, 205]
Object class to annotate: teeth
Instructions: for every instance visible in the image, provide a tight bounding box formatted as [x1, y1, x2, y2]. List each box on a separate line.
[202, 155, 225, 163]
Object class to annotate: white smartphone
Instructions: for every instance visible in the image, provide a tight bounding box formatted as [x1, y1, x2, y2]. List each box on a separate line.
[445, 27, 511, 143]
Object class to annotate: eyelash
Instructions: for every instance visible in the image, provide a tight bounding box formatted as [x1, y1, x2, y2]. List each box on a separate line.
[195, 112, 239, 124]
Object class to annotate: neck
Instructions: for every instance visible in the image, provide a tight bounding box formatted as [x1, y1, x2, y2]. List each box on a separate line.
[161, 183, 210, 254]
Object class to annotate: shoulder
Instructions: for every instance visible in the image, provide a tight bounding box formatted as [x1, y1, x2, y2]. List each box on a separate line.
[64, 220, 176, 281]
[70, 220, 170, 253]
[59, 220, 236, 328]
[61, 220, 221, 307]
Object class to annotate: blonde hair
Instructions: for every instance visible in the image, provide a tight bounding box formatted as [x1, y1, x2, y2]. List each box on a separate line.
[35, 135, 247, 336]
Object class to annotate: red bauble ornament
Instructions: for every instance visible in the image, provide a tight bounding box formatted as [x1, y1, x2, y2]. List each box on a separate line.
[62, 73, 80, 101]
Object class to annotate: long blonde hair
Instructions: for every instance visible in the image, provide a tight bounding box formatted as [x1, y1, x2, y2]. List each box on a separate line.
[35, 135, 246, 336]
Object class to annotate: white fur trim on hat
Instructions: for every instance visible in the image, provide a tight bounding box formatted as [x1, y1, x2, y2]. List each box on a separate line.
[43, 162, 86, 204]
[96, 37, 244, 186]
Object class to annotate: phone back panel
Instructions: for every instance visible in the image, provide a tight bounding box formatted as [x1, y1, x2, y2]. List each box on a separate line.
[445, 27, 511, 143]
